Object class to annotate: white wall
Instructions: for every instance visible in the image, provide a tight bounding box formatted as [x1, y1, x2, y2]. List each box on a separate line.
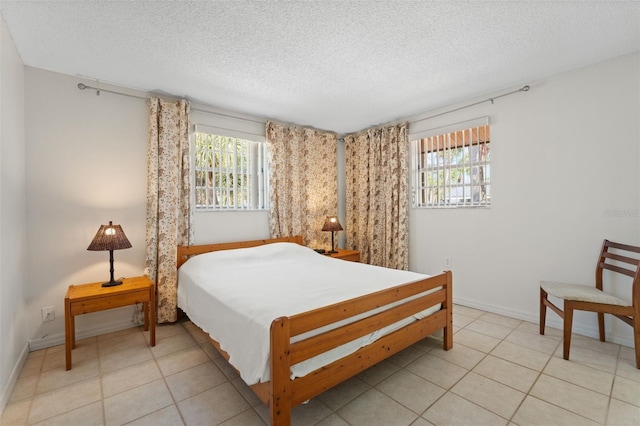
[25, 68, 149, 349]
[408, 52, 640, 346]
[0, 16, 28, 414]
[23, 69, 272, 351]
[19, 51, 640, 359]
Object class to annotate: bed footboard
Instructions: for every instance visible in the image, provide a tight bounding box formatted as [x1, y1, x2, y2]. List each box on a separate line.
[269, 270, 453, 425]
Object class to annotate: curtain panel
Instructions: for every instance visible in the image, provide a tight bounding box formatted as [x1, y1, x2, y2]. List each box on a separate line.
[146, 97, 192, 323]
[266, 121, 338, 249]
[344, 123, 409, 269]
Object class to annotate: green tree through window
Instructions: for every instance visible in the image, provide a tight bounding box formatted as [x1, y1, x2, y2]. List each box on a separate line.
[195, 132, 268, 210]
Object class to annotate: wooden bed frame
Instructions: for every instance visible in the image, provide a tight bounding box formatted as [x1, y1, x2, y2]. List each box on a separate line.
[177, 236, 453, 425]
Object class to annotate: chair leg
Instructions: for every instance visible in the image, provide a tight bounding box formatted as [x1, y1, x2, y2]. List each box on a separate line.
[633, 313, 640, 369]
[597, 312, 605, 342]
[563, 303, 574, 361]
[539, 287, 547, 335]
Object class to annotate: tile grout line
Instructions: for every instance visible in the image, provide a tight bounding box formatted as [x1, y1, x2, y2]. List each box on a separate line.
[100, 328, 171, 425]
[28, 340, 102, 425]
[116, 325, 204, 425]
[173, 320, 263, 425]
[23, 353, 43, 426]
[368, 343, 441, 423]
[181, 321, 255, 425]
[416, 312, 517, 424]
[453, 313, 521, 423]
[603, 344, 622, 426]
[516, 330, 623, 424]
[505, 319, 560, 425]
[408, 313, 484, 422]
[146, 322, 189, 426]
[155, 330, 182, 425]
[97, 335, 106, 426]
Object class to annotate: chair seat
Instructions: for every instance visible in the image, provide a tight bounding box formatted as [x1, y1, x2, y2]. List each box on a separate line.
[540, 280, 630, 307]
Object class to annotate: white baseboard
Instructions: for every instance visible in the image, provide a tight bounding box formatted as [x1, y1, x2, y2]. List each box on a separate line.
[28, 318, 142, 351]
[0, 342, 29, 417]
[453, 297, 635, 348]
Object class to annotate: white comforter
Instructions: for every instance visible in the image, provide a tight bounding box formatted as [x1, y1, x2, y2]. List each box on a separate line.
[177, 242, 434, 385]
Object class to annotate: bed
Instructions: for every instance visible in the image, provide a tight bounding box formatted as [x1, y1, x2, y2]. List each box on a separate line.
[177, 236, 452, 425]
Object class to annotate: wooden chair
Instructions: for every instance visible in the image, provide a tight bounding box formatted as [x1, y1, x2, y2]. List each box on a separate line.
[540, 239, 640, 368]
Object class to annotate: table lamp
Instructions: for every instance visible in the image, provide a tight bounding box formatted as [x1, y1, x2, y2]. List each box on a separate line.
[321, 216, 343, 254]
[87, 221, 132, 287]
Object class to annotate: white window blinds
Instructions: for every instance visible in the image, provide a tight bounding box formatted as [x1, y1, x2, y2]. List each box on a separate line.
[411, 117, 491, 208]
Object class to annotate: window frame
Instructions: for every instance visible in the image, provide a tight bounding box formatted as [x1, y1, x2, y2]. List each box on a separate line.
[411, 117, 491, 209]
[193, 124, 269, 211]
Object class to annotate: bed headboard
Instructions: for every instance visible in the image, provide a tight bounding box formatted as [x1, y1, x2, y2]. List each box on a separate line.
[176, 235, 303, 268]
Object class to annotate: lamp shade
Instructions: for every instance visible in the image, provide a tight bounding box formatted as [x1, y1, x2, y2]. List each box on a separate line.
[321, 216, 343, 232]
[87, 221, 132, 251]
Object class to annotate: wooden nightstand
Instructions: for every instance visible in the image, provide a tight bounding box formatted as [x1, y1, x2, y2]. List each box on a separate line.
[326, 249, 360, 262]
[64, 275, 155, 370]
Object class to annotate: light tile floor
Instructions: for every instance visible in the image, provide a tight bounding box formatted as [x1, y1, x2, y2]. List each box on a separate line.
[2, 305, 639, 425]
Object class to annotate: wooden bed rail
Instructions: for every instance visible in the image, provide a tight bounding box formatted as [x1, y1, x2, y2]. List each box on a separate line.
[289, 288, 446, 364]
[290, 274, 446, 336]
[268, 270, 453, 425]
[177, 235, 303, 268]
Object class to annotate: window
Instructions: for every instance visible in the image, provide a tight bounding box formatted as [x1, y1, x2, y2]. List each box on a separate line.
[411, 118, 490, 208]
[194, 128, 268, 210]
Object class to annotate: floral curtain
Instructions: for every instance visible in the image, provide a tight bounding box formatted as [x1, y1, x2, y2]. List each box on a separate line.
[146, 97, 192, 323]
[344, 123, 409, 269]
[266, 121, 337, 249]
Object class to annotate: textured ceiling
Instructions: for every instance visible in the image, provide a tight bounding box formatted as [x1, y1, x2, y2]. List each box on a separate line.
[1, 1, 639, 134]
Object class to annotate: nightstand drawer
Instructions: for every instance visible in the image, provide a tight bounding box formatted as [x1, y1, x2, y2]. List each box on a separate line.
[326, 249, 360, 262]
[69, 289, 151, 315]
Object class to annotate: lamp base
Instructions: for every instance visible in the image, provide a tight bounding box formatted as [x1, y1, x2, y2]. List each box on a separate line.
[328, 250, 338, 254]
[101, 280, 123, 287]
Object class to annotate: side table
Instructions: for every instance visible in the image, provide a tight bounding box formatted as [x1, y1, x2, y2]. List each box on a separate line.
[325, 249, 360, 262]
[64, 275, 155, 370]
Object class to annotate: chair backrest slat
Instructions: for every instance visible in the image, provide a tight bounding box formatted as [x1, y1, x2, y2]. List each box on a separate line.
[605, 240, 640, 254]
[603, 252, 640, 267]
[598, 240, 640, 301]
[600, 262, 637, 278]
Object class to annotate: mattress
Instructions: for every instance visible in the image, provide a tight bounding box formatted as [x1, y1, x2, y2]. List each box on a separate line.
[177, 242, 439, 385]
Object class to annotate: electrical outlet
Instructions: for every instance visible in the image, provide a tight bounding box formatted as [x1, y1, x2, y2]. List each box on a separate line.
[444, 257, 452, 268]
[42, 306, 55, 322]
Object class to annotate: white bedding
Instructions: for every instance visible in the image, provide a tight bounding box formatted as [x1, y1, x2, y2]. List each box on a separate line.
[177, 242, 439, 385]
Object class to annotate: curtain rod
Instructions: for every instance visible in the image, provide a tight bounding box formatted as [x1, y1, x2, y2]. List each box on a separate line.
[78, 81, 530, 131]
[410, 85, 530, 125]
[76, 83, 266, 125]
